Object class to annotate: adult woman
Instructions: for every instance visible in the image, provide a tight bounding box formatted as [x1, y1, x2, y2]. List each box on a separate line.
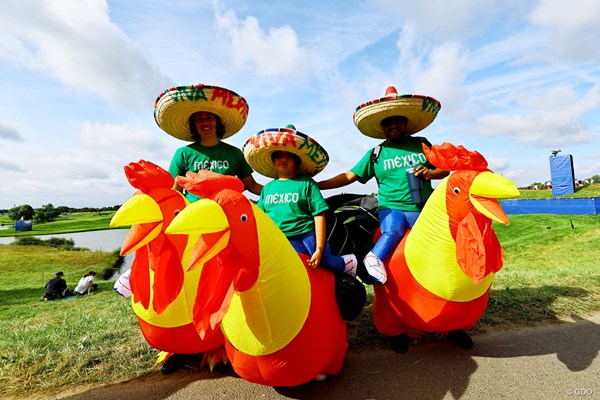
[154, 84, 262, 198]
[74, 271, 97, 295]
[153, 84, 262, 374]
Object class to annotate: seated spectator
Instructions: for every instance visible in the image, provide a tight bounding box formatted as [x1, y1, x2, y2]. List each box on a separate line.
[74, 271, 98, 295]
[44, 271, 68, 300]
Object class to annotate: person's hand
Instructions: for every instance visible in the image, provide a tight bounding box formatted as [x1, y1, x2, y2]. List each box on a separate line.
[308, 249, 323, 269]
[414, 165, 431, 179]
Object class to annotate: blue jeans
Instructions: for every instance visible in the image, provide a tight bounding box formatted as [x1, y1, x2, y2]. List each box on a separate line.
[371, 209, 420, 261]
[288, 230, 345, 273]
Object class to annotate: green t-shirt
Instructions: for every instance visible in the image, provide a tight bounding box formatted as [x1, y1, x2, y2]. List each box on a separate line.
[169, 141, 254, 202]
[258, 175, 329, 237]
[350, 137, 434, 212]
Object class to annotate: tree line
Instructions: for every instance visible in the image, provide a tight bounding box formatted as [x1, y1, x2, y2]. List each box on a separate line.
[4, 174, 599, 223]
[524, 174, 600, 190]
[2, 204, 121, 224]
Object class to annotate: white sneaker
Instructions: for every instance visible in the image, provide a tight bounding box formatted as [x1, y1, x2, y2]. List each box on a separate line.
[363, 252, 387, 284]
[341, 254, 357, 277]
[313, 373, 327, 381]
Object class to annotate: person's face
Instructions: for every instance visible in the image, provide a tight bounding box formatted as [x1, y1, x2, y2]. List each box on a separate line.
[273, 151, 298, 176]
[381, 116, 409, 142]
[192, 112, 218, 138]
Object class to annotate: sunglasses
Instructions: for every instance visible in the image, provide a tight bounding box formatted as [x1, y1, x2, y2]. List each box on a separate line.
[381, 116, 408, 128]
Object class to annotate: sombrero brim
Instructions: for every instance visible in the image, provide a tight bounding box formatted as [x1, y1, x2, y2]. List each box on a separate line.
[154, 84, 249, 142]
[243, 128, 329, 179]
[353, 94, 441, 139]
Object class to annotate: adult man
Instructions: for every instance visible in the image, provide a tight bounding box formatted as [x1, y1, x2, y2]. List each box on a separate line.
[44, 271, 68, 300]
[318, 86, 449, 284]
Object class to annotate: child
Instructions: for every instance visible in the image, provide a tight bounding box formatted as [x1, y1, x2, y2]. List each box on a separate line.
[243, 124, 357, 276]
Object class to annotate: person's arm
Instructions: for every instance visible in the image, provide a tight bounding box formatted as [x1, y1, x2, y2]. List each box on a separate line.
[318, 171, 359, 190]
[86, 277, 94, 295]
[241, 175, 263, 196]
[414, 166, 449, 180]
[308, 213, 327, 269]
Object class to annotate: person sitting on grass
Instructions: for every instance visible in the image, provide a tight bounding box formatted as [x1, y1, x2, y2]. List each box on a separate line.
[73, 271, 98, 295]
[44, 271, 69, 300]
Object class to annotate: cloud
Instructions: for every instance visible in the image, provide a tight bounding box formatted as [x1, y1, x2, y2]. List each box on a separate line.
[76, 121, 172, 165]
[0, 121, 23, 141]
[213, 2, 309, 79]
[0, 159, 26, 172]
[412, 42, 469, 107]
[477, 84, 600, 147]
[486, 156, 509, 172]
[0, 0, 171, 109]
[371, 0, 527, 40]
[529, 0, 600, 62]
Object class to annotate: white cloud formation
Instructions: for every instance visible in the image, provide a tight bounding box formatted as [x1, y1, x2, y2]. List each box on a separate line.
[486, 156, 509, 173]
[213, 2, 309, 79]
[371, 0, 526, 40]
[0, 121, 22, 141]
[76, 121, 172, 170]
[478, 84, 600, 147]
[0, 0, 171, 109]
[0, 159, 26, 172]
[530, 0, 600, 62]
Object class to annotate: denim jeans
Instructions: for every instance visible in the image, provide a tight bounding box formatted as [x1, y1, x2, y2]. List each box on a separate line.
[288, 230, 345, 272]
[371, 209, 420, 261]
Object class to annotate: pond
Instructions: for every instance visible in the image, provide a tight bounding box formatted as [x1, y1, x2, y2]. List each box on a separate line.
[0, 229, 133, 277]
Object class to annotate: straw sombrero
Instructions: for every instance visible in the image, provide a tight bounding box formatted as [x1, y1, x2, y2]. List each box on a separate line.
[353, 86, 441, 139]
[154, 84, 249, 141]
[243, 124, 329, 178]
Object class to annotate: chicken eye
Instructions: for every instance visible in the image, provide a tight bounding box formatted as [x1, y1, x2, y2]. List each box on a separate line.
[240, 214, 248, 222]
[174, 209, 181, 216]
[453, 187, 461, 194]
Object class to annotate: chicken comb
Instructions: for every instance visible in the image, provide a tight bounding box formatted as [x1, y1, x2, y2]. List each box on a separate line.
[177, 170, 245, 199]
[423, 142, 488, 172]
[124, 160, 175, 192]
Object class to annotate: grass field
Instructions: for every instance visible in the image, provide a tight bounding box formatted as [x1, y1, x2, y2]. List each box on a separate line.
[1, 185, 599, 397]
[0, 212, 115, 237]
[516, 182, 600, 198]
[0, 183, 597, 237]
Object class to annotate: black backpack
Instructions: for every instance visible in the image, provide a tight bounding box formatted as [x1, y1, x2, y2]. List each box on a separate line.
[324, 193, 380, 320]
[325, 193, 379, 279]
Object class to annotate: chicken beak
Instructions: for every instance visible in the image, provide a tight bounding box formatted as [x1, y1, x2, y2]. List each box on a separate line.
[166, 198, 230, 268]
[110, 193, 163, 254]
[469, 171, 520, 225]
[166, 198, 229, 235]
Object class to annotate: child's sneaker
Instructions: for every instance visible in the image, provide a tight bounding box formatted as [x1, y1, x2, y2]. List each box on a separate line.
[313, 373, 327, 381]
[341, 254, 357, 277]
[363, 252, 387, 284]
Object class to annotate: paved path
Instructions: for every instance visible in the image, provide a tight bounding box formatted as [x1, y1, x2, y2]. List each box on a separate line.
[58, 315, 599, 400]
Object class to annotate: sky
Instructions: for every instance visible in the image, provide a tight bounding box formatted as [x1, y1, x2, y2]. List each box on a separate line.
[1, 0, 599, 209]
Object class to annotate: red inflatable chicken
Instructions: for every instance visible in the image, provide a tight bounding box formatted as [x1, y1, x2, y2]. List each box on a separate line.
[110, 160, 224, 354]
[166, 171, 348, 386]
[372, 143, 520, 351]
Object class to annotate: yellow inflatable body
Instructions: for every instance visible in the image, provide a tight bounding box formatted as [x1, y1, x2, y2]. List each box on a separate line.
[166, 171, 347, 386]
[110, 160, 224, 354]
[373, 143, 520, 337]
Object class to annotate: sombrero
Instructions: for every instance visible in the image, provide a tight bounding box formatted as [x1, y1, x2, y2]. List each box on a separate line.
[154, 84, 249, 141]
[243, 124, 329, 178]
[353, 86, 441, 139]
